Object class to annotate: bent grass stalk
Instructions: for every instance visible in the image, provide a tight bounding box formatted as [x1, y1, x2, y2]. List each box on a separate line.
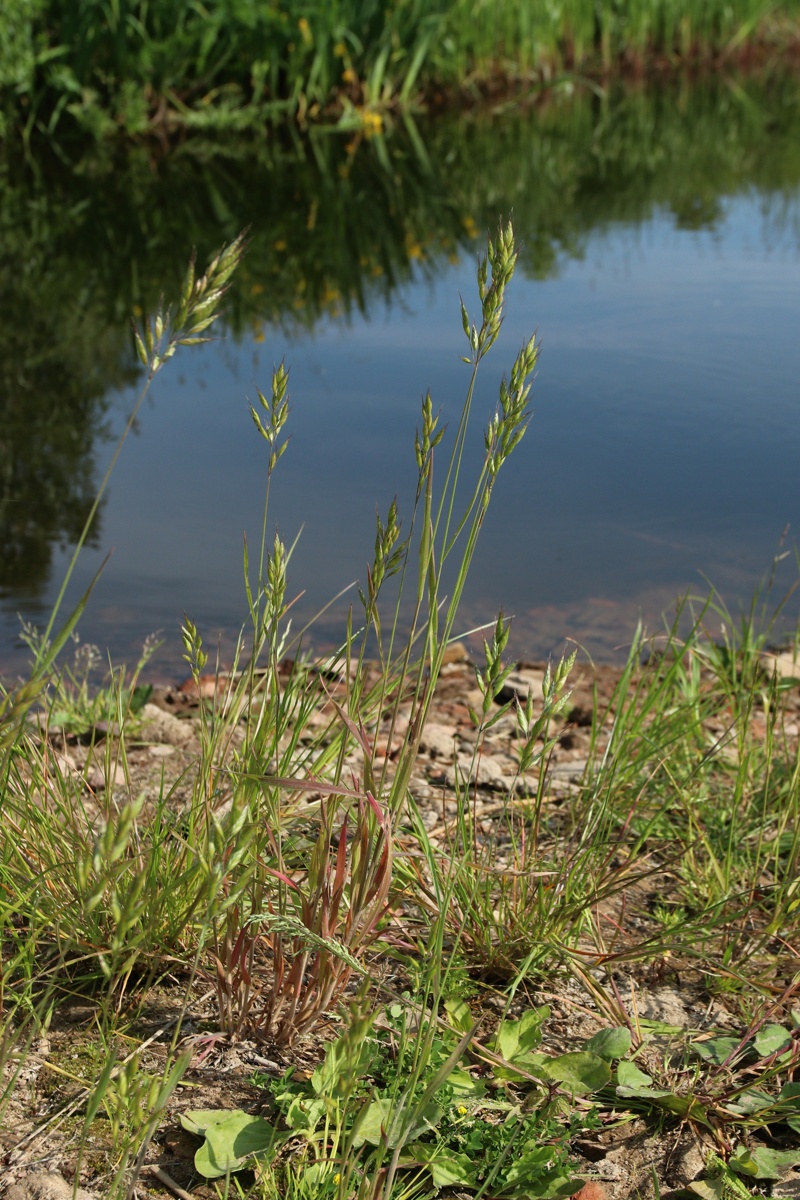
[3, 232, 248, 717]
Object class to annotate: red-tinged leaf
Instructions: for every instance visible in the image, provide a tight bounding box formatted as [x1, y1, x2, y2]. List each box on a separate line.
[260, 774, 365, 799]
[262, 865, 302, 891]
[322, 688, 373, 760]
[231, 927, 250, 970]
[365, 790, 386, 826]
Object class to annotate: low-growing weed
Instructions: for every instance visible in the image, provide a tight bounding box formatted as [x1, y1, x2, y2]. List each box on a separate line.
[186, 994, 610, 1196]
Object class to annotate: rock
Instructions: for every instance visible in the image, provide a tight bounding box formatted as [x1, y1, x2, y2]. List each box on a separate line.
[572, 1184, 609, 1200]
[420, 723, 459, 759]
[177, 672, 229, 700]
[48, 750, 78, 777]
[773, 1176, 800, 1199]
[444, 753, 514, 791]
[495, 668, 545, 706]
[548, 759, 588, 782]
[441, 642, 471, 665]
[5, 1171, 97, 1200]
[84, 762, 127, 790]
[140, 702, 194, 746]
[147, 743, 177, 758]
[639, 988, 690, 1029]
[762, 650, 800, 681]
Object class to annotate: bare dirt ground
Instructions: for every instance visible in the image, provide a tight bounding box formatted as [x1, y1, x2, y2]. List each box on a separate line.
[3, 651, 799, 1200]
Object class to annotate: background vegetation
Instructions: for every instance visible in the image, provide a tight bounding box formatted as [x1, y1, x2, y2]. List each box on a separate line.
[1, 0, 799, 140]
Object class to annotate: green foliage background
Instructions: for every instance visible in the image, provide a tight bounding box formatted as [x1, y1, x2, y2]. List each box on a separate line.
[1, 0, 799, 139]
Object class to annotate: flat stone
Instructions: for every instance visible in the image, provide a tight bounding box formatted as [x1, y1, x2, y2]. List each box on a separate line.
[666, 1131, 707, 1185]
[441, 642, 471, 665]
[140, 702, 194, 746]
[85, 762, 127, 790]
[762, 650, 800, 681]
[496, 668, 545, 706]
[148, 743, 177, 758]
[444, 753, 513, 791]
[639, 988, 690, 1029]
[419, 723, 459, 759]
[5, 1172, 97, 1200]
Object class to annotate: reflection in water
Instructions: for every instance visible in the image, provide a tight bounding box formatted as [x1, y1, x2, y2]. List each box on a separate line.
[1, 73, 799, 672]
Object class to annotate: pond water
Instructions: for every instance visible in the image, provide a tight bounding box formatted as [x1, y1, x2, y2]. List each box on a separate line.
[2, 74, 800, 679]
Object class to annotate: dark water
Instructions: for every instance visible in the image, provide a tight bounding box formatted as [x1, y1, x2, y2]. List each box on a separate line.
[2, 75, 800, 680]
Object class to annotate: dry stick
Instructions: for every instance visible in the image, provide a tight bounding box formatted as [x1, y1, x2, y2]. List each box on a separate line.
[146, 1164, 198, 1200]
[5, 990, 216, 1164]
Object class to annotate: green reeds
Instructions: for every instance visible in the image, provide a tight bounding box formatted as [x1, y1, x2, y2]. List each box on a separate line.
[3, 0, 800, 140]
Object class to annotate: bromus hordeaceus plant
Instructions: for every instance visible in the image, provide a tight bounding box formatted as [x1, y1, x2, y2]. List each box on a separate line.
[187, 218, 570, 1047]
[0, 218, 580, 1196]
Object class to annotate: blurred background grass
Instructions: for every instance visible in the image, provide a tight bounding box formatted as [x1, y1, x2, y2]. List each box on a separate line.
[2, 0, 799, 140]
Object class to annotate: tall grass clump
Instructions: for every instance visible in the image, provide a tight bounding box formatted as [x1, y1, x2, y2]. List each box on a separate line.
[0, 218, 570, 1192]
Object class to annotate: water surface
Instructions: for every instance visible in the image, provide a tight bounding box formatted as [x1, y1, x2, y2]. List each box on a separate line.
[2, 75, 799, 678]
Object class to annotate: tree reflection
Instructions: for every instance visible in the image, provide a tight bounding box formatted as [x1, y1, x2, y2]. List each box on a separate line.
[1, 71, 798, 605]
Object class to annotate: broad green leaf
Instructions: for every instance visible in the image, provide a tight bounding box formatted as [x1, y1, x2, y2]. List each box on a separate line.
[728, 1148, 759, 1177]
[352, 1097, 442, 1148]
[351, 1097, 396, 1148]
[191, 1110, 276, 1179]
[584, 1026, 631, 1061]
[297, 1163, 339, 1188]
[689, 1179, 727, 1200]
[445, 997, 474, 1034]
[311, 1012, 375, 1098]
[284, 1094, 326, 1132]
[615, 1060, 654, 1090]
[780, 1082, 800, 1104]
[779, 1081, 800, 1132]
[736, 1147, 800, 1180]
[722, 1088, 774, 1116]
[692, 1037, 741, 1065]
[753, 1024, 792, 1057]
[406, 1143, 475, 1188]
[494, 1005, 549, 1063]
[492, 1050, 547, 1082]
[448, 1067, 486, 1098]
[540, 1051, 611, 1095]
[180, 1108, 236, 1135]
[615, 1063, 711, 1124]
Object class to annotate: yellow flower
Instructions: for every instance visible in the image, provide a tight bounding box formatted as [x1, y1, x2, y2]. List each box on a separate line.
[298, 16, 312, 44]
[457, 1105, 467, 1115]
[342, 67, 357, 85]
[334, 41, 347, 57]
[357, 108, 383, 136]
